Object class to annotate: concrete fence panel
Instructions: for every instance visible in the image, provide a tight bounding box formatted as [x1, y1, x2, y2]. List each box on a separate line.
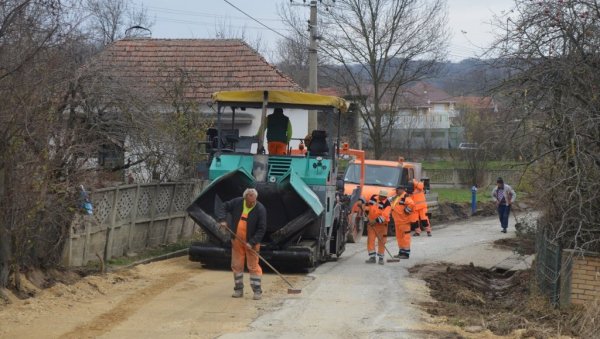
[63, 180, 208, 266]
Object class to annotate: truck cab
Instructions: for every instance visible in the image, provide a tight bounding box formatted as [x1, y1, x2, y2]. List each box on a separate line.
[343, 159, 419, 200]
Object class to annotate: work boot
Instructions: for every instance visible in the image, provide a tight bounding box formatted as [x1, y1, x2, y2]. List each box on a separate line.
[427, 232, 432, 237]
[253, 291, 262, 300]
[365, 257, 376, 264]
[378, 258, 384, 265]
[413, 232, 420, 237]
[397, 253, 409, 259]
[232, 289, 243, 298]
[501, 228, 507, 233]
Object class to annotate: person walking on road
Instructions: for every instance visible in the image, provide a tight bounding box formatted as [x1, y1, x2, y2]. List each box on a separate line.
[491, 177, 516, 233]
[216, 188, 267, 300]
[412, 179, 431, 237]
[365, 190, 391, 265]
[390, 185, 417, 259]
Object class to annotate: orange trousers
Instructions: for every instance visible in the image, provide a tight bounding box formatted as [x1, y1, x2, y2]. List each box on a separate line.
[231, 219, 262, 276]
[413, 209, 431, 234]
[268, 141, 287, 155]
[395, 222, 411, 255]
[367, 223, 388, 257]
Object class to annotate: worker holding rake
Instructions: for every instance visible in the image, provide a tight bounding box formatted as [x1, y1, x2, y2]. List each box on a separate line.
[217, 188, 267, 300]
[365, 190, 392, 265]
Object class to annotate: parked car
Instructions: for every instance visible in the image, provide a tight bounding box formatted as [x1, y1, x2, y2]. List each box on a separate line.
[458, 142, 479, 150]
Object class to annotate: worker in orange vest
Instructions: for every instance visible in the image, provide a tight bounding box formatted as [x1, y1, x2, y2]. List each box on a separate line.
[390, 185, 417, 259]
[412, 179, 431, 236]
[364, 190, 391, 265]
[217, 188, 267, 300]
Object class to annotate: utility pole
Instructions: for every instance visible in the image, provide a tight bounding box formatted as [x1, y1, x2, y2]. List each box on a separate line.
[308, 0, 318, 132]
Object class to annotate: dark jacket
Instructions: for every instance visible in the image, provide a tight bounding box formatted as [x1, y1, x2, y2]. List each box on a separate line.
[266, 111, 290, 143]
[216, 197, 267, 246]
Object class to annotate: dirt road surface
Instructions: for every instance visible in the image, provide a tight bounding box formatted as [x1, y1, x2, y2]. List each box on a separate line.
[0, 215, 526, 338]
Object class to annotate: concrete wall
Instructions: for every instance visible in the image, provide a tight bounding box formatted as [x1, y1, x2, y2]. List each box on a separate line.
[560, 250, 600, 306]
[62, 180, 209, 266]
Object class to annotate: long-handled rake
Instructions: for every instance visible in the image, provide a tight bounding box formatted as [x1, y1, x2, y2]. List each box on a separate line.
[221, 224, 302, 294]
[367, 222, 400, 263]
[214, 194, 301, 294]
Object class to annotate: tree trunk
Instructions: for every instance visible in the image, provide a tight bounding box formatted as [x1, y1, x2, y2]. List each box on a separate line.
[0, 167, 10, 288]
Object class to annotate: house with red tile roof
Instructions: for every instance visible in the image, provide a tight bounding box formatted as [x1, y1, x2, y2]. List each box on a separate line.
[90, 38, 308, 180]
[94, 38, 304, 134]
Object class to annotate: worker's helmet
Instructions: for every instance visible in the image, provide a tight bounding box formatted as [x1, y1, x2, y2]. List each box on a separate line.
[378, 189, 388, 197]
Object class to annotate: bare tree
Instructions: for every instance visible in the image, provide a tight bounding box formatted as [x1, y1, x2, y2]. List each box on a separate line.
[311, 0, 449, 158]
[493, 0, 600, 251]
[85, 0, 154, 45]
[0, 0, 94, 291]
[213, 20, 265, 55]
[275, 31, 310, 89]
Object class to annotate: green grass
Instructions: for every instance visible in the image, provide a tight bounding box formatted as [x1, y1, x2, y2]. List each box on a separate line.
[434, 187, 490, 204]
[107, 240, 192, 267]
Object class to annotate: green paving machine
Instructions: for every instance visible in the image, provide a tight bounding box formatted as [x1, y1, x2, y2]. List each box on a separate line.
[187, 90, 363, 270]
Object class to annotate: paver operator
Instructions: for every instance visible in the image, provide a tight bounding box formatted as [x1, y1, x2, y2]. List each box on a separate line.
[217, 188, 267, 300]
[265, 107, 292, 155]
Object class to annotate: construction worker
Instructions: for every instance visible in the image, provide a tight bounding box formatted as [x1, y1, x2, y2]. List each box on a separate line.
[365, 190, 391, 265]
[264, 107, 292, 155]
[412, 179, 431, 237]
[290, 133, 311, 156]
[216, 188, 267, 300]
[390, 185, 417, 259]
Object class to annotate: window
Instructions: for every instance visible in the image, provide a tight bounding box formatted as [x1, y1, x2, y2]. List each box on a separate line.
[345, 164, 401, 187]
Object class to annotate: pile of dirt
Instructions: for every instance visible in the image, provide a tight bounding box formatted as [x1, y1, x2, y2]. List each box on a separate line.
[433, 202, 497, 223]
[409, 263, 579, 338]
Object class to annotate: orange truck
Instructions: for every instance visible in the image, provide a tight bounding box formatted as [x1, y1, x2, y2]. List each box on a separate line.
[342, 156, 434, 238]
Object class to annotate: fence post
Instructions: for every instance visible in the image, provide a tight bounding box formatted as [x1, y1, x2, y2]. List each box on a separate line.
[104, 188, 120, 262]
[126, 184, 141, 254]
[145, 183, 159, 247]
[162, 183, 177, 244]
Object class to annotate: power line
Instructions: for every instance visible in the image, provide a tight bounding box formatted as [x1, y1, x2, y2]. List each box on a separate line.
[222, 0, 292, 42]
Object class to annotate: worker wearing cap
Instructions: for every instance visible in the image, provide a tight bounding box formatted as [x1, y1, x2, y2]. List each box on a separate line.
[412, 179, 431, 237]
[263, 107, 292, 155]
[364, 190, 391, 265]
[216, 188, 267, 300]
[391, 185, 417, 259]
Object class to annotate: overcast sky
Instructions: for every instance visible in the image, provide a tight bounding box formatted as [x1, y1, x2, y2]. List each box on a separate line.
[134, 0, 515, 62]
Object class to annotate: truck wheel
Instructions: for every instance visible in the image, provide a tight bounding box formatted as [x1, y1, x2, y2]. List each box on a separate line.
[346, 212, 363, 243]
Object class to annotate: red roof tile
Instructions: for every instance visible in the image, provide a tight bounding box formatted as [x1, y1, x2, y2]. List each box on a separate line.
[93, 39, 301, 102]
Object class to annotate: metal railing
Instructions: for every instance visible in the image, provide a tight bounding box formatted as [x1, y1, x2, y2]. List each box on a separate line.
[535, 226, 562, 305]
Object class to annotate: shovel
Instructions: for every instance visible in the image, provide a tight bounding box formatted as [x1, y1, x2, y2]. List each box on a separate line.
[215, 195, 301, 294]
[367, 221, 400, 263]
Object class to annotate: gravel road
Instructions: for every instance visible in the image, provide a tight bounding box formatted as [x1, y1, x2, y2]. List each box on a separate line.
[0, 214, 528, 339]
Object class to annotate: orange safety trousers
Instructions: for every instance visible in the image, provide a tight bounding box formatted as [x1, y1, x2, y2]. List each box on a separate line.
[413, 209, 431, 234]
[268, 141, 287, 155]
[395, 222, 412, 253]
[231, 213, 262, 276]
[367, 223, 388, 257]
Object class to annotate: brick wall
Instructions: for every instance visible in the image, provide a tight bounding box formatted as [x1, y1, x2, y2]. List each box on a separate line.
[561, 249, 600, 306]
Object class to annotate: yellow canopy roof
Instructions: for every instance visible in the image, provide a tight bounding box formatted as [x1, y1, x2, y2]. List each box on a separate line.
[212, 90, 349, 113]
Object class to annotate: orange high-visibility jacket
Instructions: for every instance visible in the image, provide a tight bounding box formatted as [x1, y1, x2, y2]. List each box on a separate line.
[366, 194, 391, 225]
[391, 192, 417, 224]
[412, 180, 427, 212]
